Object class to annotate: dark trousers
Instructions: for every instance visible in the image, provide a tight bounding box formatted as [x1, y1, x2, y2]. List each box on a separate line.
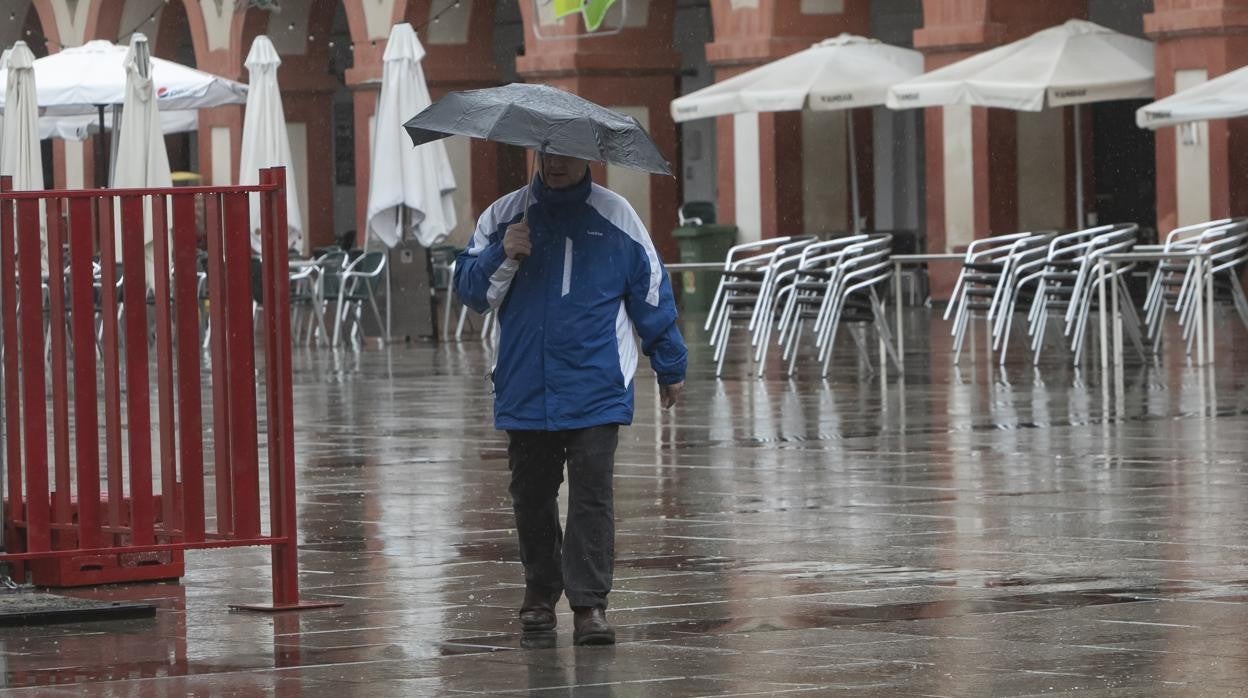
[507, 425, 619, 609]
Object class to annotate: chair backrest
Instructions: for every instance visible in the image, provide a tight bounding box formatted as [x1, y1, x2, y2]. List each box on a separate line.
[679, 201, 716, 226]
[724, 235, 816, 269]
[345, 251, 388, 295]
[797, 235, 871, 271]
[429, 245, 458, 290]
[1197, 220, 1248, 270]
[1162, 218, 1243, 250]
[316, 249, 349, 297]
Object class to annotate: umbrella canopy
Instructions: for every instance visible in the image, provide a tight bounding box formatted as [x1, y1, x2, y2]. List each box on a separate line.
[111, 34, 172, 287]
[112, 35, 172, 190]
[671, 34, 921, 234]
[1, 41, 42, 192]
[239, 35, 302, 253]
[2, 41, 45, 274]
[886, 20, 1153, 111]
[38, 108, 197, 141]
[366, 23, 456, 249]
[0, 39, 247, 117]
[405, 82, 672, 176]
[1136, 64, 1248, 129]
[672, 34, 922, 122]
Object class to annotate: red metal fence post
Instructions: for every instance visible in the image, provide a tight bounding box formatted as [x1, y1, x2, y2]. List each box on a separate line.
[0, 177, 22, 559]
[17, 197, 50, 553]
[98, 197, 124, 537]
[119, 195, 154, 547]
[170, 194, 205, 543]
[150, 195, 178, 533]
[222, 192, 261, 538]
[204, 193, 233, 536]
[46, 198, 72, 541]
[67, 197, 100, 550]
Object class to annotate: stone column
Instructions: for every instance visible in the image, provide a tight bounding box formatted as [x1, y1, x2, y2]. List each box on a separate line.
[1145, 1, 1248, 233]
[705, 0, 871, 242]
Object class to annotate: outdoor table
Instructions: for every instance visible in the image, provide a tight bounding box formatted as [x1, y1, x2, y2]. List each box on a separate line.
[890, 253, 963, 362]
[1095, 249, 1214, 374]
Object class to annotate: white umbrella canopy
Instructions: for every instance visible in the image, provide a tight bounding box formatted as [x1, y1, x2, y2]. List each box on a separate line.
[1, 41, 42, 191]
[1, 42, 46, 273]
[886, 19, 1154, 225]
[239, 35, 302, 253]
[671, 34, 920, 234]
[112, 35, 172, 190]
[886, 20, 1154, 111]
[40, 109, 197, 141]
[672, 34, 922, 121]
[111, 34, 172, 285]
[1137, 64, 1248, 129]
[366, 22, 457, 249]
[0, 39, 247, 116]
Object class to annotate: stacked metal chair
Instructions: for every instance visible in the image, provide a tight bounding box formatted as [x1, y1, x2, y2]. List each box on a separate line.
[1024, 223, 1140, 365]
[944, 231, 1054, 363]
[706, 235, 815, 376]
[757, 235, 869, 376]
[765, 235, 899, 377]
[1144, 218, 1248, 355]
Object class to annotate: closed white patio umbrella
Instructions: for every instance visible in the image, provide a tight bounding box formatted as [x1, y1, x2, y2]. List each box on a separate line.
[366, 23, 456, 249]
[886, 20, 1154, 225]
[2, 42, 43, 191]
[111, 34, 172, 285]
[1, 42, 45, 272]
[672, 35, 923, 233]
[365, 22, 457, 341]
[239, 35, 302, 253]
[1137, 64, 1248, 129]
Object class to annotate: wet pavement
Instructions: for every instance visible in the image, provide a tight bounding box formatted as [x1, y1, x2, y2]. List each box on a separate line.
[5, 309, 1248, 695]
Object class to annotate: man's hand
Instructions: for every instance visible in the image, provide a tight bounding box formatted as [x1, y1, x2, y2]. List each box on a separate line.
[659, 381, 684, 410]
[503, 221, 531, 260]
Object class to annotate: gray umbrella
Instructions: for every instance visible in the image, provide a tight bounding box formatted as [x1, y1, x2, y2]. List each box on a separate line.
[403, 83, 672, 176]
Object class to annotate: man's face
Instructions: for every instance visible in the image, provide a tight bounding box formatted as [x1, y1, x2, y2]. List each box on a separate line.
[539, 153, 590, 190]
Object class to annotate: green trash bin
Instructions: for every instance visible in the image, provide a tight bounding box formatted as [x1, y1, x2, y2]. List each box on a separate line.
[674, 224, 737, 314]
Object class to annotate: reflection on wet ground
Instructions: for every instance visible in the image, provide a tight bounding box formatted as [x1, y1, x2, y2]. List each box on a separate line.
[5, 309, 1248, 695]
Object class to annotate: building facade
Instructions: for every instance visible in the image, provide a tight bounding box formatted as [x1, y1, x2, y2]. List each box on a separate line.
[6, 0, 1247, 282]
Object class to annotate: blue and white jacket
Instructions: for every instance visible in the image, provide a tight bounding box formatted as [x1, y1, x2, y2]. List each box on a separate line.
[454, 173, 687, 431]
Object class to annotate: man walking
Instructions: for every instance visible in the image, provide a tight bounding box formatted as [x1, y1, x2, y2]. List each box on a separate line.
[454, 152, 687, 645]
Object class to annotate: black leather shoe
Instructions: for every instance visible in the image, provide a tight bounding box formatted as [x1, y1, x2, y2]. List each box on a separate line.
[519, 589, 559, 632]
[572, 606, 615, 645]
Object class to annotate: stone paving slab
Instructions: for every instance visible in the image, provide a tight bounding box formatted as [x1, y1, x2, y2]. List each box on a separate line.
[3, 311, 1248, 694]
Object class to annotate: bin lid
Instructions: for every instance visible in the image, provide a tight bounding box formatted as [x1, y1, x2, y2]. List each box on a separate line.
[674, 224, 738, 239]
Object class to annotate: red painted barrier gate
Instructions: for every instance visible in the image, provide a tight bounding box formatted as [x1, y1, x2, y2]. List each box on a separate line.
[0, 168, 335, 611]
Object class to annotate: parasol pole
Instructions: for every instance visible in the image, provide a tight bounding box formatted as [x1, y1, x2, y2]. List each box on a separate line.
[95, 104, 108, 188]
[1073, 103, 1085, 228]
[847, 109, 862, 234]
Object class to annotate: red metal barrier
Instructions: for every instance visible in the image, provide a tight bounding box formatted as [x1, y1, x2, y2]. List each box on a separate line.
[0, 168, 337, 612]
